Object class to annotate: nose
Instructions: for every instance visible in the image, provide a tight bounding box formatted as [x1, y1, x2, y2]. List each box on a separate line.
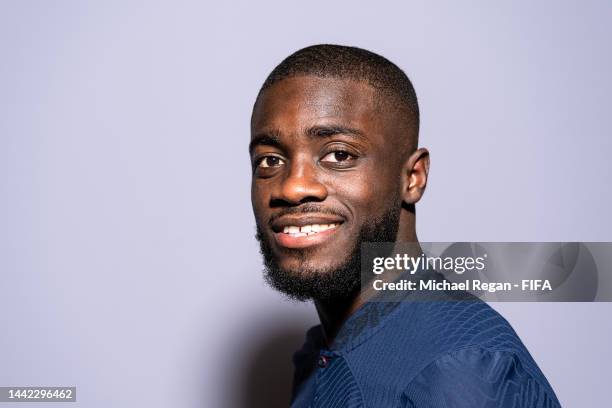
[272, 157, 328, 205]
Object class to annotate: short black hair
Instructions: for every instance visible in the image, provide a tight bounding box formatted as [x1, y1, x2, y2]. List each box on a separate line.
[256, 44, 420, 138]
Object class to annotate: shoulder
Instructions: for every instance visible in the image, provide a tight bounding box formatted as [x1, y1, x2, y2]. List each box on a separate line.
[383, 297, 523, 355]
[401, 347, 561, 408]
[355, 298, 557, 395]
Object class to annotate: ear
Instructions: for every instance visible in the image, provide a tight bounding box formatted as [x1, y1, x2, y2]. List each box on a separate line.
[401, 148, 430, 205]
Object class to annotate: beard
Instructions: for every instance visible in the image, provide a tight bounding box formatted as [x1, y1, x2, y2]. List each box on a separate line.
[255, 203, 401, 302]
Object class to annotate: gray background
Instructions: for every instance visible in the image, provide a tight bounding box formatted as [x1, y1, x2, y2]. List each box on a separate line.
[1, 1, 611, 407]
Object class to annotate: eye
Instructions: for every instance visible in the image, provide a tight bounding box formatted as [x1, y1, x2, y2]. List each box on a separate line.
[257, 156, 285, 168]
[321, 150, 355, 163]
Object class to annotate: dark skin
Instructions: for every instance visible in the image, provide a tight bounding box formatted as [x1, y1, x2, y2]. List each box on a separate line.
[250, 76, 430, 345]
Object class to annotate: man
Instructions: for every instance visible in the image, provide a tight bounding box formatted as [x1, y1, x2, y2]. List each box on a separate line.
[250, 44, 560, 407]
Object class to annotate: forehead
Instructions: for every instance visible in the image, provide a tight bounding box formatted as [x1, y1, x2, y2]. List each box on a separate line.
[251, 76, 382, 136]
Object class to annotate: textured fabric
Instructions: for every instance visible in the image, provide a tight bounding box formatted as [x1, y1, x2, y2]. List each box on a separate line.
[402, 348, 559, 408]
[290, 275, 561, 408]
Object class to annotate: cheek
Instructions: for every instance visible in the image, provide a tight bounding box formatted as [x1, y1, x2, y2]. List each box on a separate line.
[251, 182, 268, 218]
[331, 169, 401, 216]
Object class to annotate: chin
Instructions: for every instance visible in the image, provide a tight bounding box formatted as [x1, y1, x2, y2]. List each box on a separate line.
[256, 223, 363, 300]
[278, 256, 348, 277]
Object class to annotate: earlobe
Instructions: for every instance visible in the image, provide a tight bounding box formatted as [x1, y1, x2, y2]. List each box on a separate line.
[402, 148, 430, 204]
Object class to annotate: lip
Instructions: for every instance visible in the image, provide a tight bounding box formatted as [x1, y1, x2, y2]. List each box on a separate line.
[270, 214, 345, 249]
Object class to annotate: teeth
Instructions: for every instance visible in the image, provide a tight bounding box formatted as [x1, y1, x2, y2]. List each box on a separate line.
[282, 223, 339, 236]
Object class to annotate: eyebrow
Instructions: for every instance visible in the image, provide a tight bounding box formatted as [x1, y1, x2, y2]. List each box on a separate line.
[249, 131, 282, 154]
[249, 125, 364, 154]
[306, 125, 364, 139]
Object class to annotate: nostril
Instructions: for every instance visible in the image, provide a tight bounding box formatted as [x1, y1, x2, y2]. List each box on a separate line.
[270, 195, 326, 208]
[273, 171, 328, 206]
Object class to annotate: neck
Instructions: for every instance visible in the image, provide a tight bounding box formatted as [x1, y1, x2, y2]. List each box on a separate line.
[313, 291, 366, 346]
[315, 214, 420, 346]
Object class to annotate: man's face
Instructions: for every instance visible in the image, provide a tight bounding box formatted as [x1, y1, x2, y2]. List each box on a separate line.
[250, 76, 405, 300]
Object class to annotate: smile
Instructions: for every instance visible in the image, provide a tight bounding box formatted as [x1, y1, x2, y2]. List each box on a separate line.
[273, 222, 343, 249]
[282, 223, 340, 237]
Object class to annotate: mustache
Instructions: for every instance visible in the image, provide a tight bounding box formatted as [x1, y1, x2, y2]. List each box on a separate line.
[268, 203, 347, 223]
